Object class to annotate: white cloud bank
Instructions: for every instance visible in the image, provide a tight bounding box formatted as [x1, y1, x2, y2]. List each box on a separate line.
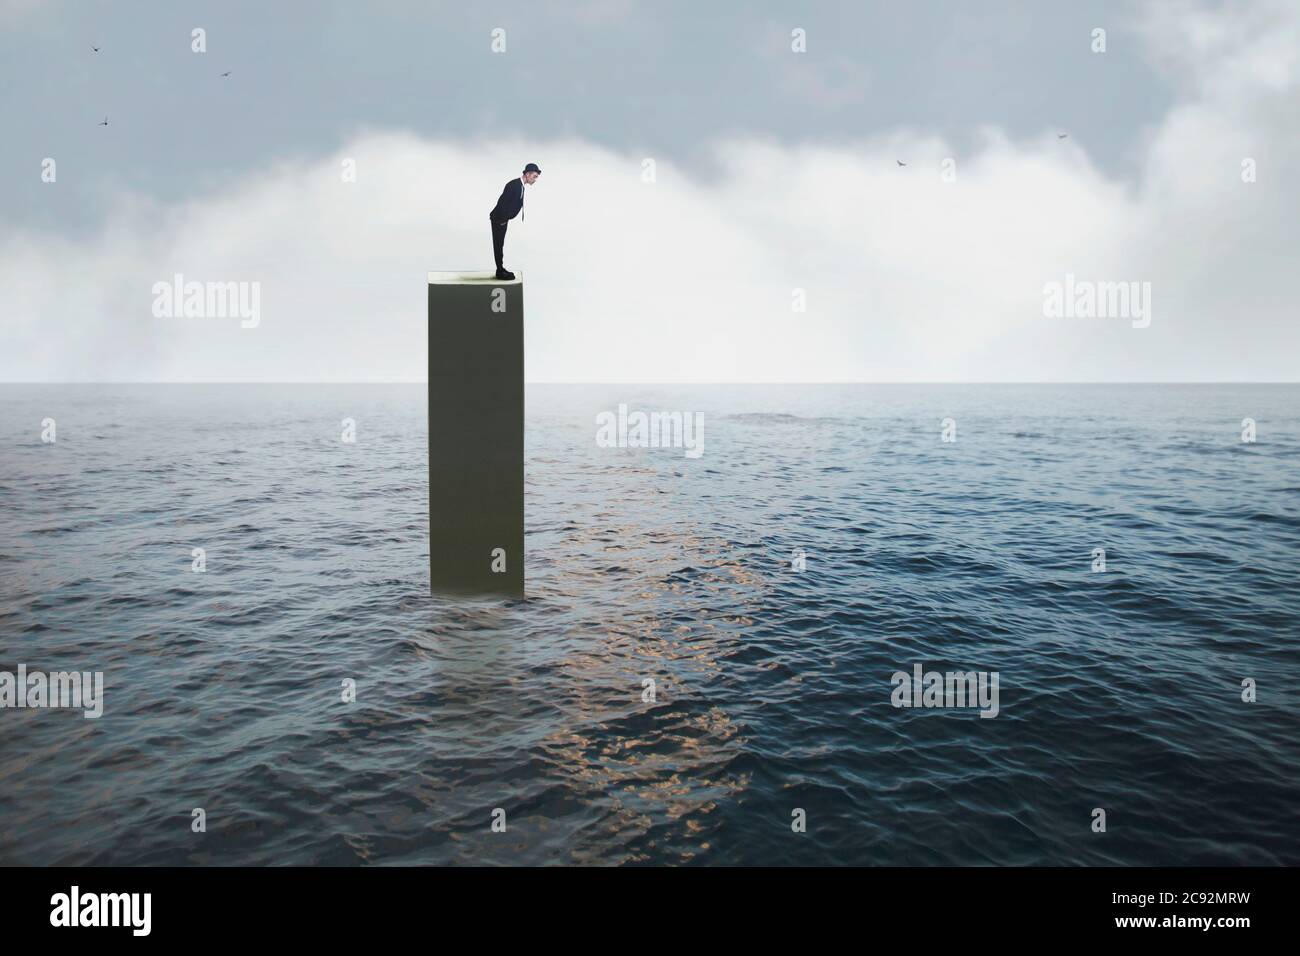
[2, 0, 1297, 383]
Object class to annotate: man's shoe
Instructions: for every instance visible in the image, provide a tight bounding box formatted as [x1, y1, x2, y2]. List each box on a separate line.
[495, 268, 515, 280]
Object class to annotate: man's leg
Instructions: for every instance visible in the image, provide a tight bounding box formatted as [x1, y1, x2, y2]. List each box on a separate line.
[491, 219, 508, 270]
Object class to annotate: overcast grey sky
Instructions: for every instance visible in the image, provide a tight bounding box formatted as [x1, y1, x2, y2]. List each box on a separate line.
[1, 0, 1295, 381]
[1, 0, 1168, 232]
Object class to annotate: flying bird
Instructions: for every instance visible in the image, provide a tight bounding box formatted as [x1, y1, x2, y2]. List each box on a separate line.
[92, 46, 101, 53]
[220, 71, 232, 77]
[98, 116, 108, 126]
[1058, 132, 1069, 139]
[896, 160, 907, 167]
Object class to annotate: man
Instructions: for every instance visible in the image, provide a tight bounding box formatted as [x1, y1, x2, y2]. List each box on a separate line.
[489, 163, 541, 280]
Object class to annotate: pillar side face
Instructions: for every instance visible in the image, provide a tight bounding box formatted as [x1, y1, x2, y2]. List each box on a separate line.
[427, 276, 524, 595]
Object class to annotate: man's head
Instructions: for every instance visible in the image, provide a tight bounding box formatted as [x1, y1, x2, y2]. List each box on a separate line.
[522, 162, 541, 184]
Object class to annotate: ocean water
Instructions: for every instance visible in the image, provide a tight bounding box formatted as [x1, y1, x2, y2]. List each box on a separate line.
[1, 383, 1297, 866]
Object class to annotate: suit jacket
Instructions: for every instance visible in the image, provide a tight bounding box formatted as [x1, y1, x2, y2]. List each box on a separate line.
[490, 178, 524, 222]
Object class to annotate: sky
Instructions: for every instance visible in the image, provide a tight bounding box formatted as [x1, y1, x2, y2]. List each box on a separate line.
[0, 0, 1296, 382]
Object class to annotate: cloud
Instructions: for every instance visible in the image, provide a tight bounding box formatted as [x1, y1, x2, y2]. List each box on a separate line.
[1, 0, 1297, 383]
[0, 0, 46, 22]
[755, 22, 872, 110]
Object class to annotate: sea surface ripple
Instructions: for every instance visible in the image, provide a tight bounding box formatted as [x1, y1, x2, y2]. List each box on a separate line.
[1, 384, 1297, 865]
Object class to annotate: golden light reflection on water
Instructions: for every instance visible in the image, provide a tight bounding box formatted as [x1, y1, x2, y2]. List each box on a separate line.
[529, 518, 773, 861]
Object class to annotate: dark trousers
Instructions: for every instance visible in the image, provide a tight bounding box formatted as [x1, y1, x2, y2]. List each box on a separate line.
[490, 217, 508, 269]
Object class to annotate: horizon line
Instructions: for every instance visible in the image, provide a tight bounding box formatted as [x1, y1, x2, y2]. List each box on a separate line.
[2, 381, 1298, 387]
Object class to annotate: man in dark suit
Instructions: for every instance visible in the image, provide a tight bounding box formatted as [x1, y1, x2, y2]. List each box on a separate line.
[489, 163, 541, 280]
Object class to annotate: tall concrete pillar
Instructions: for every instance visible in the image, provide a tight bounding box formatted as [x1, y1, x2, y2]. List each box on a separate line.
[427, 271, 524, 595]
